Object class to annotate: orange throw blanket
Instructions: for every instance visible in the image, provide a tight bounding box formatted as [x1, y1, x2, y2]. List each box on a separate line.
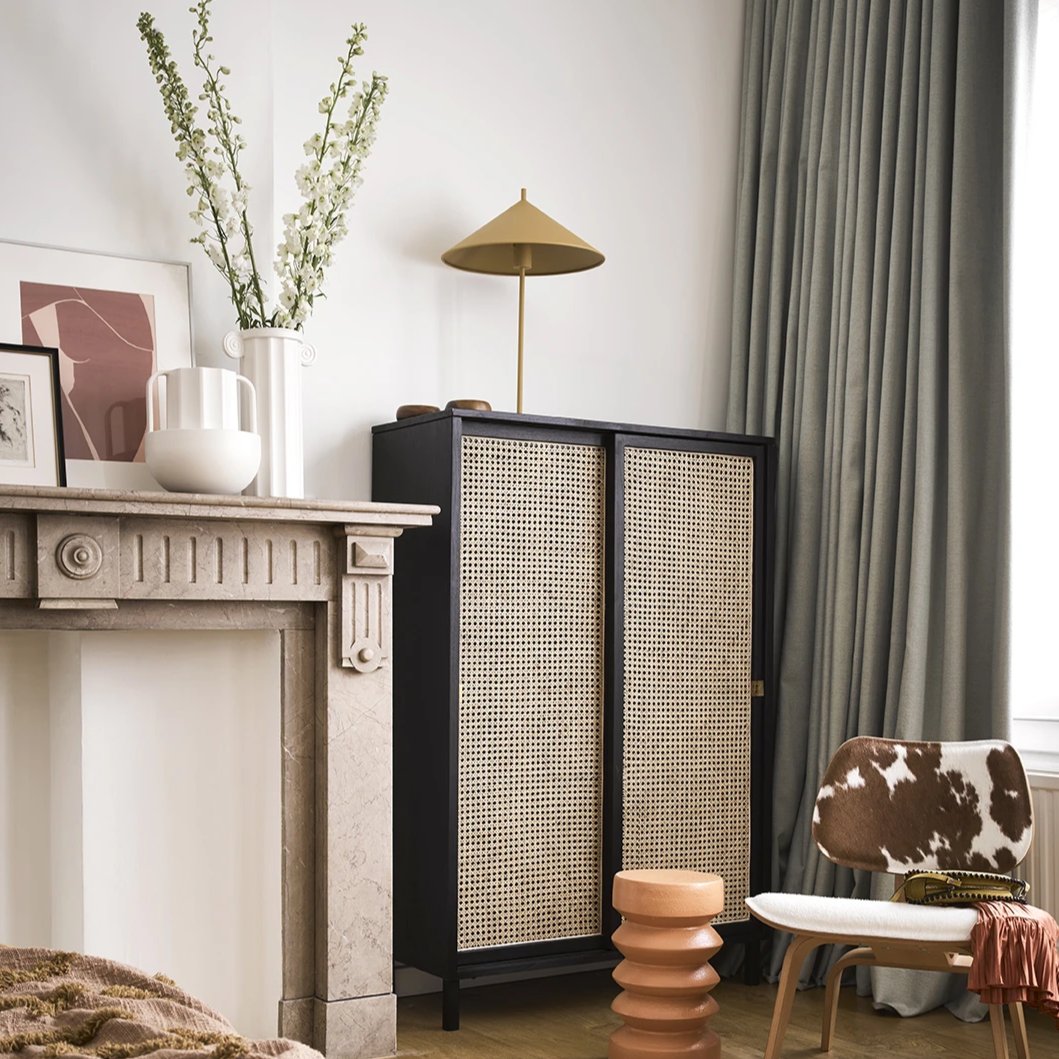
[969, 901, 1059, 1026]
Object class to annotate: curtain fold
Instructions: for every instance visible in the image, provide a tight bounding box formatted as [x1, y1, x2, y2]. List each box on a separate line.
[727, 0, 1009, 1013]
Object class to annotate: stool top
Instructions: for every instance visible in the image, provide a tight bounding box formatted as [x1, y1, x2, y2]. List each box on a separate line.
[613, 870, 724, 919]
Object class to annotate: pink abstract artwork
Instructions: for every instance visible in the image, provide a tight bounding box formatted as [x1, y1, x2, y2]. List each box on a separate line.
[20, 282, 156, 462]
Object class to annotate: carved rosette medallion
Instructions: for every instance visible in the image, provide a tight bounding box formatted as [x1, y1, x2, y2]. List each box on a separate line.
[56, 533, 104, 580]
[349, 636, 383, 674]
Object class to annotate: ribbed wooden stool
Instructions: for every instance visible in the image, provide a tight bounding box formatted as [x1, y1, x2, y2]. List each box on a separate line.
[610, 869, 724, 1059]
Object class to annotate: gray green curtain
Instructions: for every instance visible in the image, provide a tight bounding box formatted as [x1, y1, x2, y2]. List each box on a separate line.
[726, 0, 1010, 1012]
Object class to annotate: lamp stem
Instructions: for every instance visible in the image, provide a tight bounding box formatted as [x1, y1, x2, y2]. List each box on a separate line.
[517, 266, 526, 414]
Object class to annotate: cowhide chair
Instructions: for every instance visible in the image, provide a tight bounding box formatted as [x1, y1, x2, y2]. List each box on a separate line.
[746, 737, 1035, 1059]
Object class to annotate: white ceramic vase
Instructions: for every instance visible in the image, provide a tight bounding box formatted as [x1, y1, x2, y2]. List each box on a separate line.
[223, 327, 316, 498]
[144, 366, 261, 495]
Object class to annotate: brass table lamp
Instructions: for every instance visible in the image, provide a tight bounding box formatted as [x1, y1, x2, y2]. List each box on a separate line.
[442, 188, 604, 413]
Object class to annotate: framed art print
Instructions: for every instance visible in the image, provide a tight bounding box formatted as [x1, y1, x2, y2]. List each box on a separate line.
[0, 342, 66, 487]
[0, 241, 192, 489]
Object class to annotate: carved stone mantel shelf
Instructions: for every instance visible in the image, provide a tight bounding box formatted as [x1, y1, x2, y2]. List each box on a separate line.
[0, 484, 439, 1059]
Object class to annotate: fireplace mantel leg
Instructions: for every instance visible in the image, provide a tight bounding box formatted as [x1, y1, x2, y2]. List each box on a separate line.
[311, 532, 398, 1059]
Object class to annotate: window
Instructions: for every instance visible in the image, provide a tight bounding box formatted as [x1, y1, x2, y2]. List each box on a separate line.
[1010, 0, 1059, 768]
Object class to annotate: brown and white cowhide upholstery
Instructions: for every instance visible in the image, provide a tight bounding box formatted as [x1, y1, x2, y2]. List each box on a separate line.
[812, 738, 1033, 874]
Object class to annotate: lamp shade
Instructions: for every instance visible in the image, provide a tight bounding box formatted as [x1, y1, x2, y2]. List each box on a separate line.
[441, 188, 604, 276]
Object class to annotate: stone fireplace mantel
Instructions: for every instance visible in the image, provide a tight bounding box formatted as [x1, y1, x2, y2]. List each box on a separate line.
[0, 484, 439, 1059]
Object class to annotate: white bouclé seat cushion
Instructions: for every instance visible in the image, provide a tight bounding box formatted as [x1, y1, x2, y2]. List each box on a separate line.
[746, 892, 977, 942]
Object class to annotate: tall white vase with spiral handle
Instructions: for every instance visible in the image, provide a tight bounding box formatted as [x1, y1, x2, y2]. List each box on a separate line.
[223, 326, 316, 498]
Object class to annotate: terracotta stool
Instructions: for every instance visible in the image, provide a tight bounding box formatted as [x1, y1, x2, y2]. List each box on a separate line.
[610, 869, 724, 1059]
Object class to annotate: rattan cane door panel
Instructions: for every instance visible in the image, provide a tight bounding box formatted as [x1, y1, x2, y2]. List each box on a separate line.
[621, 446, 754, 925]
[457, 434, 606, 951]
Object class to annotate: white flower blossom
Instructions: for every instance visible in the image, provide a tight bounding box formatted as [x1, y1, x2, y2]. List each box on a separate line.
[141, 5, 385, 329]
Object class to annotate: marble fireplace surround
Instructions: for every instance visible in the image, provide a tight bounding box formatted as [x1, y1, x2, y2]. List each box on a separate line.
[0, 485, 438, 1059]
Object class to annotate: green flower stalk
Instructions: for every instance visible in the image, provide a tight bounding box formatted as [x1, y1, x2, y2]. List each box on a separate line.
[189, 0, 267, 325]
[137, 1, 387, 330]
[277, 27, 388, 327]
[137, 8, 249, 325]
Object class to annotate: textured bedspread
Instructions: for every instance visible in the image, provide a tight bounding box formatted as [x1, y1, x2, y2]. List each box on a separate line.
[0, 948, 322, 1059]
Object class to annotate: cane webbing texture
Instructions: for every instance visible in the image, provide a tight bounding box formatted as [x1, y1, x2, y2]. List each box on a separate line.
[622, 447, 754, 924]
[458, 434, 606, 951]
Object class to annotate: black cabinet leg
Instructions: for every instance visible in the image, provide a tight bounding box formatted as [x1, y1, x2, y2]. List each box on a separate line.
[442, 977, 460, 1031]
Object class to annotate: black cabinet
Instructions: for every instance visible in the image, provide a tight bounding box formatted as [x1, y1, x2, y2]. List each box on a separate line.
[372, 409, 775, 1029]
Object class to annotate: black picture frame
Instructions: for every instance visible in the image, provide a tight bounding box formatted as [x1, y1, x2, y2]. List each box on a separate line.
[0, 341, 67, 487]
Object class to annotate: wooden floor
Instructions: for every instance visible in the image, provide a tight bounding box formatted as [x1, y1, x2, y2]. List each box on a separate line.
[396, 969, 1058, 1058]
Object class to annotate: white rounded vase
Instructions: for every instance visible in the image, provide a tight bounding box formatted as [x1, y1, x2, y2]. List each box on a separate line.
[145, 429, 261, 494]
[144, 366, 261, 494]
[224, 327, 316, 499]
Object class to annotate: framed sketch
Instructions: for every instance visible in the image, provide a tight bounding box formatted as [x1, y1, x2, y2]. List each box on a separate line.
[0, 241, 192, 490]
[0, 342, 66, 487]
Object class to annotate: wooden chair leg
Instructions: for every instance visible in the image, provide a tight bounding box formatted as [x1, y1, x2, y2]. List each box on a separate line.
[989, 1004, 1010, 1059]
[763, 935, 818, 1059]
[1009, 1002, 1030, 1059]
[821, 947, 875, 1052]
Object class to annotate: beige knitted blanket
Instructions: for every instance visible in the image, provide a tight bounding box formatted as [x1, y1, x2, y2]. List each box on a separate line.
[0, 948, 323, 1059]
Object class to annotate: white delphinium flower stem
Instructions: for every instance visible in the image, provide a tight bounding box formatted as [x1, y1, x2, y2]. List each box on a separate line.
[138, 11, 250, 326]
[139, 9, 387, 332]
[276, 25, 388, 328]
[191, 0, 268, 326]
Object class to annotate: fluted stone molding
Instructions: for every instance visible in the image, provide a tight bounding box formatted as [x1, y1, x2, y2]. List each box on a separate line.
[0, 484, 438, 1059]
[610, 870, 724, 1059]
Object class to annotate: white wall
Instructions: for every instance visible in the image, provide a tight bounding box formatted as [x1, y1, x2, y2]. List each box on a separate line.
[0, 0, 744, 500]
[274, 0, 745, 495]
[0, 0, 746, 1036]
[79, 632, 281, 1038]
[0, 0, 273, 371]
[0, 631, 281, 1038]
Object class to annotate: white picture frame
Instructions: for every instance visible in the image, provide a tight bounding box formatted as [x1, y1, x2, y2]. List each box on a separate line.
[0, 240, 193, 490]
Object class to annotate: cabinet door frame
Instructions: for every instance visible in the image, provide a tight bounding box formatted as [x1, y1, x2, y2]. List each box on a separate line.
[454, 420, 613, 968]
[605, 433, 775, 942]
